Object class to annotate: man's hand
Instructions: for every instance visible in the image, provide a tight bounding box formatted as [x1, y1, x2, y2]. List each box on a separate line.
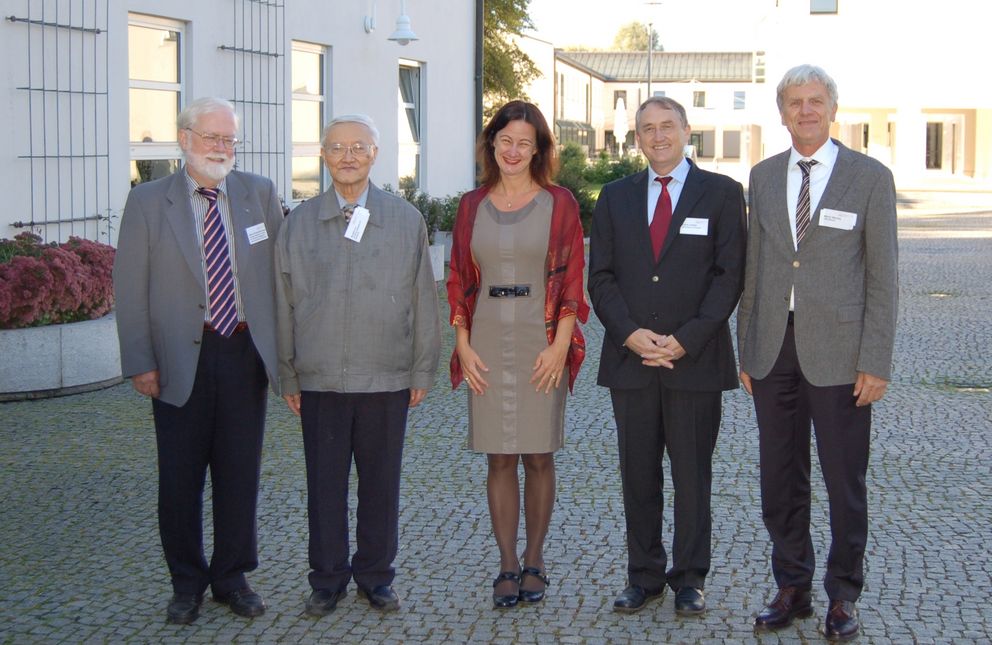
[131, 370, 161, 398]
[283, 393, 302, 416]
[409, 388, 428, 408]
[739, 371, 753, 395]
[642, 335, 686, 368]
[853, 372, 888, 407]
[624, 328, 674, 369]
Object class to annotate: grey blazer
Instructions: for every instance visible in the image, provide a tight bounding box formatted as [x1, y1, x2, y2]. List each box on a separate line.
[737, 140, 898, 386]
[113, 169, 284, 406]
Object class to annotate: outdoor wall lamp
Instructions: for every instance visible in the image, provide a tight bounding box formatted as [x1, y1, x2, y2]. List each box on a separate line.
[364, 0, 418, 45]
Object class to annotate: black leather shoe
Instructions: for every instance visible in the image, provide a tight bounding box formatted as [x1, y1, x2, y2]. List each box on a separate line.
[166, 592, 202, 625]
[753, 586, 813, 631]
[213, 587, 266, 618]
[305, 588, 347, 617]
[613, 585, 665, 614]
[357, 585, 400, 612]
[824, 600, 860, 641]
[518, 566, 549, 603]
[492, 570, 520, 609]
[674, 586, 705, 616]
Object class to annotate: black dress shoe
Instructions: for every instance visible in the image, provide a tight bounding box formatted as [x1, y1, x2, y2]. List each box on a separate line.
[518, 566, 549, 604]
[492, 570, 520, 609]
[213, 587, 266, 618]
[305, 588, 347, 617]
[166, 592, 202, 625]
[824, 600, 860, 641]
[357, 585, 400, 612]
[613, 585, 665, 614]
[674, 586, 706, 616]
[753, 586, 813, 631]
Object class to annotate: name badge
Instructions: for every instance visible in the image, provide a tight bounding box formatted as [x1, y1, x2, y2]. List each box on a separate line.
[820, 208, 857, 230]
[344, 206, 370, 242]
[246, 222, 269, 245]
[680, 217, 709, 236]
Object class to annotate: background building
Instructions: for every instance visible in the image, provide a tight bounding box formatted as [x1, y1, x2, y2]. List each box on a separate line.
[0, 0, 477, 245]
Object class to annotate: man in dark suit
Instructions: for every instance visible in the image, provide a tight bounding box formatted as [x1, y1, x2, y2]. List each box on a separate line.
[738, 65, 898, 641]
[114, 97, 283, 624]
[589, 97, 746, 616]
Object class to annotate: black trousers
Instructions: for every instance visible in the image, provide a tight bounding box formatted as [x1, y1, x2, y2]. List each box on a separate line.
[151, 328, 268, 596]
[751, 322, 871, 602]
[300, 389, 409, 592]
[611, 374, 722, 591]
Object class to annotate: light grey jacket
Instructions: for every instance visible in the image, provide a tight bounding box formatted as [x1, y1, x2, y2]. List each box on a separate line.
[275, 183, 441, 395]
[113, 169, 283, 406]
[737, 140, 898, 386]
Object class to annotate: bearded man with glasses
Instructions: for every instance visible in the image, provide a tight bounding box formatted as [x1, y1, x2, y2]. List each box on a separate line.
[114, 97, 284, 624]
[274, 114, 441, 616]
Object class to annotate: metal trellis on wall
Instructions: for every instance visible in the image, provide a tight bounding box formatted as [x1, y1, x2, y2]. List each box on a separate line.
[8, 0, 111, 243]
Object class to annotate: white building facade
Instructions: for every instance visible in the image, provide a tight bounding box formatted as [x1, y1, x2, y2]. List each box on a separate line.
[1, 0, 478, 245]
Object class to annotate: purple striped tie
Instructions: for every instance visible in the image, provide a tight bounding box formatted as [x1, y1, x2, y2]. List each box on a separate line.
[796, 159, 818, 246]
[197, 187, 238, 337]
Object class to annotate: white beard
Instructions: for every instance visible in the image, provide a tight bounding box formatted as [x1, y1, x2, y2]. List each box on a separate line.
[185, 149, 235, 182]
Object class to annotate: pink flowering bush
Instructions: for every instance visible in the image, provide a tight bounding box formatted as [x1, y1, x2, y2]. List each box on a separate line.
[0, 232, 115, 329]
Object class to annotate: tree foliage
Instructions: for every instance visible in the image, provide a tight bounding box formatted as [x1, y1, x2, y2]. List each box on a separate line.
[612, 21, 662, 51]
[484, 0, 541, 121]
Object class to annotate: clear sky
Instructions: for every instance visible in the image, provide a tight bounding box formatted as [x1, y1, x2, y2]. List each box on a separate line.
[526, 0, 771, 51]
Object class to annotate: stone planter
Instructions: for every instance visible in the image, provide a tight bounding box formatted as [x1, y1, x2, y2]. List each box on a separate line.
[0, 312, 122, 401]
[429, 243, 445, 281]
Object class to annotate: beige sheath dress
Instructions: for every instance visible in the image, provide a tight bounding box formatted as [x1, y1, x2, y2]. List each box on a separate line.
[467, 190, 567, 454]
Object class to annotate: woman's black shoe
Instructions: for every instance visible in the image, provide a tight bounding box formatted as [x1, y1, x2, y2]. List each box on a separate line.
[518, 566, 549, 603]
[492, 570, 521, 609]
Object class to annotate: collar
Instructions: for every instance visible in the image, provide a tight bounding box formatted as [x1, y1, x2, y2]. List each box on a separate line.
[334, 184, 370, 211]
[648, 156, 690, 185]
[184, 166, 228, 197]
[788, 138, 839, 171]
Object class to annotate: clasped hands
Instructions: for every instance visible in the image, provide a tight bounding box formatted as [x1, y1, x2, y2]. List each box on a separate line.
[624, 328, 685, 369]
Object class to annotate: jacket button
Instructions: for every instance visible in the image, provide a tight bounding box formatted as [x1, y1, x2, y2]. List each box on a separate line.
[792, 260, 800, 268]
[194, 339, 201, 345]
[651, 276, 659, 282]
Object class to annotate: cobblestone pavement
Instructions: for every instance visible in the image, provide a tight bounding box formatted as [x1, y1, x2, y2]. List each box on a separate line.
[2, 207, 990, 644]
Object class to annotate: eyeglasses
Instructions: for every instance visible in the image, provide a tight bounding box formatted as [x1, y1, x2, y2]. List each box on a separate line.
[324, 143, 376, 159]
[185, 128, 242, 150]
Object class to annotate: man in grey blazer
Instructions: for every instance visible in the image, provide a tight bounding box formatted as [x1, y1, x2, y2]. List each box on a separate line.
[737, 65, 898, 641]
[275, 114, 441, 616]
[114, 97, 283, 624]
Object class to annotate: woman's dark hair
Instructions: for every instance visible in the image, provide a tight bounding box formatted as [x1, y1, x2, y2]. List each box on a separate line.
[477, 100, 558, 188]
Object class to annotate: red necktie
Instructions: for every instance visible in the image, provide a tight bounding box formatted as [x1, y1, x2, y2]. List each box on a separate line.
[650, 176, 673, 261]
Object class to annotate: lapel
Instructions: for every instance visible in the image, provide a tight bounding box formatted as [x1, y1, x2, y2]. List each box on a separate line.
[659, 161, 705, 261]
[224, 171, 265, 264]
[802, 140, 859, 249]
[624, 170, 654, 265]
[163, 171, 206, 289]
[764, 151, 794, 246]
[363, 183, 388, 231]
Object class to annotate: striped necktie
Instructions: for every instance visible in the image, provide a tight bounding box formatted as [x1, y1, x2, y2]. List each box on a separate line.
[197, 187, 238, 337]
[796, 159, 818, 246]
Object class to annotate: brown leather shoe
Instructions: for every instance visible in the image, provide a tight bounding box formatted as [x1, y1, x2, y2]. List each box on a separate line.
[824, 600, 860, 641]
[753, 586, 813, 631]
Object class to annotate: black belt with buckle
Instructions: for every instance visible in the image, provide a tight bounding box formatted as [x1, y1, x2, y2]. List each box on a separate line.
[489, 285, 531, 298]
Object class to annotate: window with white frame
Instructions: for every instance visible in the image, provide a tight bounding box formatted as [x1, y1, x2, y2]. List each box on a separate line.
[128, 15, 183, 187]
[398, 60, 423, 187]
[291, 41, 326, 201]
[693, 91, 706, 108]
[734, 91, 745, 110]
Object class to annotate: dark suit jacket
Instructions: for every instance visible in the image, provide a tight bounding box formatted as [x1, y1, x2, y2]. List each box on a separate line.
[737, 140, 898, 386]
[113, 169, 283, 407]
[588, 162, 746, 392]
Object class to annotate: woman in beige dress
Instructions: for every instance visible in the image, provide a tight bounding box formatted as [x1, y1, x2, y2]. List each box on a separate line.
[447, 101, 589, 608]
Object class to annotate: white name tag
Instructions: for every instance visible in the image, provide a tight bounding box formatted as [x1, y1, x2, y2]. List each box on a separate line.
[680, 217, 709, 236]
[820, 208, 857, 230]
[344, 206, 370, 242]
[246, 222, 269, 245]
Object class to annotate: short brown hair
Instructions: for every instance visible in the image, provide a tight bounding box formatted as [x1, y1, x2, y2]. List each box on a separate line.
[635, 96, 688, 130]
[477, 100, 558, 188]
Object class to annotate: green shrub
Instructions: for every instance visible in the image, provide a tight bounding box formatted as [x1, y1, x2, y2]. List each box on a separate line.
[554, 143, 597, 235]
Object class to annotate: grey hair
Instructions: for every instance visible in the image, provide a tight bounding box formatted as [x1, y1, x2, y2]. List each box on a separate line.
[635, 96, 689, 130]
[776, 64, 839, 113]
[322, 114, 380, 148]
[177, 97, 239, 131]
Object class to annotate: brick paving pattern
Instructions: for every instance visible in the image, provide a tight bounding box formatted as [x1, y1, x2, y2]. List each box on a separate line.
[1, 205, 990, 644]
